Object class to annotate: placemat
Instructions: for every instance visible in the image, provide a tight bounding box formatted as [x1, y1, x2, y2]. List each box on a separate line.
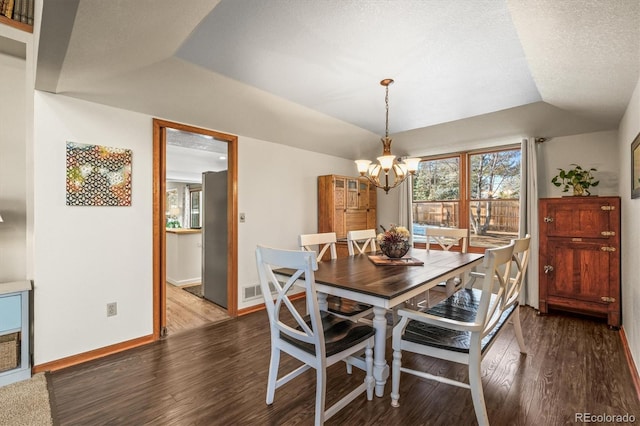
[368, 255, 424, 266]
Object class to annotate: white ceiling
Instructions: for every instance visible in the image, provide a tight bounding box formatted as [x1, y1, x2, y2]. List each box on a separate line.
[35, 0, 640, 160]
[166, 129, 228, 182]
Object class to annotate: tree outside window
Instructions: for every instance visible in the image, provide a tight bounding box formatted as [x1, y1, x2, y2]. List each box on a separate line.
[412, 147, 521, 252]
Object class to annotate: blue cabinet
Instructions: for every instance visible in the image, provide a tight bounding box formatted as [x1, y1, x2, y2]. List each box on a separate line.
[0, 281, 31, 387]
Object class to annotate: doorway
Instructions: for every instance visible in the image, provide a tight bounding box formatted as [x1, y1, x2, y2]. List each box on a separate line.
[152, 119, 238, 339]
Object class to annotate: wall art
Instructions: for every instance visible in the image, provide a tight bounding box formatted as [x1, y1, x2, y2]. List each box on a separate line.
[66, 142, 132, 206]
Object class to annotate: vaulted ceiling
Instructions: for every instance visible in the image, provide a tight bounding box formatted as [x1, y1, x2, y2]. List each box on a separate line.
[36, 0, 640, 159]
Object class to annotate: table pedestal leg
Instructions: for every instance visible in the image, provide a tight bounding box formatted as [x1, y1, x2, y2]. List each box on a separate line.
[317, 292, 328, 312]
[372, 306, 389, 397]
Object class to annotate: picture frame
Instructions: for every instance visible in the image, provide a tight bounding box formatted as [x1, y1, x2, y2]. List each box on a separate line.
[632, 132, 640, 199]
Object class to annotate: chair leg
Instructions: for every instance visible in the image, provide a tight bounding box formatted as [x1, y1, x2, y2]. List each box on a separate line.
[512, 307, 528, 354]
[390, 348, 401, 407]
[445, 277, 462, 296]
[468, 352, 489, 426]
[365, 345, 374, 400]
[315, 367, 326, 426]
[266, 346, 280, 404]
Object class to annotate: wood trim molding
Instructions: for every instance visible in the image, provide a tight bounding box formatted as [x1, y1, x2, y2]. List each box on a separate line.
[152, 118, 239, 336]
[0, 15, 33, 33]
[237, 293, 306, 316]
[33, 334, 155, 373]
[620, 326, 640, 402]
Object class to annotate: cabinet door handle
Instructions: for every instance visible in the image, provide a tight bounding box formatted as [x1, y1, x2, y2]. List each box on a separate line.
[543, 265, 554, 274]
[601, 296, 616, 303]
[600, 231, 616, 236]
[544, 217, 554, 223]
[600, 246, 616, 252]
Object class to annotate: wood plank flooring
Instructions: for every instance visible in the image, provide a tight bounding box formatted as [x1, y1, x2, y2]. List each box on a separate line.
[165, 283, 230, 335]
[48, 300, 640, 425]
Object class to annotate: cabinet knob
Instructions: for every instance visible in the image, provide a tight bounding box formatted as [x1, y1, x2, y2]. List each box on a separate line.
[543, 265, 554, 274]
[543, 217, 554, 223]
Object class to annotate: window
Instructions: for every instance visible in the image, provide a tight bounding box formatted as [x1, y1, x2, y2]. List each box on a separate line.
[412, 147, 521, 252]
[189, 187, 202, 228]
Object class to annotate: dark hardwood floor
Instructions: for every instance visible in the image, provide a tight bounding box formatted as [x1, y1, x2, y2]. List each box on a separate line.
[48, 300, 640, 425]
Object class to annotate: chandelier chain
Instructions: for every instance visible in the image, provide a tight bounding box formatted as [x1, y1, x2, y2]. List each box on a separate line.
[385, 84, 390, 138]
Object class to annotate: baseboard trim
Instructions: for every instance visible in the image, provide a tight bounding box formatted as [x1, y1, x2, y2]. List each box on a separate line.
[33, 294, 308, 371]
[620, 326, 640, 402]
[33, 334, 155, 373]
[237, 293, 306, 316]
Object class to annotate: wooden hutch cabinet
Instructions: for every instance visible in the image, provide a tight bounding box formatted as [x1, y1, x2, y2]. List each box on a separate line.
[538, 196, 621, 328]
[318, 175, 377, 257]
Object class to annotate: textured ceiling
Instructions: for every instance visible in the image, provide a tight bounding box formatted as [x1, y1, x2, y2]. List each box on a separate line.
[35, 0, 640, 160]
[166, 129, 228, 182]
[175, 0, 541, 135]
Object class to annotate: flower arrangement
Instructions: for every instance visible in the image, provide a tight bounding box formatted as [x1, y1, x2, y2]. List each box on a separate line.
[377, 224, 411, 258]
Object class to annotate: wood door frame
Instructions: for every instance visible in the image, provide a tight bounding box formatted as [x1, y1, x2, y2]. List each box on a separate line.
[152, 119, 238, 339]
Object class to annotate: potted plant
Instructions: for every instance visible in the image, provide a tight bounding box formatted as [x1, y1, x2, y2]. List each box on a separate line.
[551, 164, 599, 196]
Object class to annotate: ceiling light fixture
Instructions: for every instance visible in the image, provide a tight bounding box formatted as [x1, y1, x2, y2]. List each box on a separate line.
[355, 79, 420, 194]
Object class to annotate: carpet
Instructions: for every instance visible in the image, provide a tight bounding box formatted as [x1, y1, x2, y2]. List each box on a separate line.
[182, 284, 203, 298]
[0, 372, 53, 425]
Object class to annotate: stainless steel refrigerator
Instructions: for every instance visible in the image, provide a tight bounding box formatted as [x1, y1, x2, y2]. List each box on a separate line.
[202, 170, 227, 308]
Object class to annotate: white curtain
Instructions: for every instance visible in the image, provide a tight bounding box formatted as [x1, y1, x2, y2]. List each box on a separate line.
[520, 137, 540, 308]
[398, 176, 414, 244]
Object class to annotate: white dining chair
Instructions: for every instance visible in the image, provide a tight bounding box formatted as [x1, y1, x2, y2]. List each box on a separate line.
[390, 236, 530, 426]
[346, 229, 377, 255]
[426, 226, 470, 296]
[405, 226, 469, 309]
[299, 232, 338, 262]
[299, 232, 373, 321]
[256, 245, 375, 425]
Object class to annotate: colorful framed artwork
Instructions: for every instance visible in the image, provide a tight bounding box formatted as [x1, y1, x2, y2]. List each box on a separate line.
[632, 132, 640, 199]
[66, 142, 132, 206]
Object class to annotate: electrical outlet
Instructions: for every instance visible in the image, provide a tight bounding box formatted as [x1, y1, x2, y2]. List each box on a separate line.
[107, 302, 118, 317]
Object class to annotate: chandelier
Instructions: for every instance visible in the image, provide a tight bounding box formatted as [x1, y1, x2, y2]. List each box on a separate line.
[355, 79, 421, 194]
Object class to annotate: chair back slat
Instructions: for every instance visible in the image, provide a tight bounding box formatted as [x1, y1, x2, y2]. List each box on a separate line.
[347, 229, 377, 255]
[299, 232, 337, 261]
[505, 234, 531, 307]
[426, 227, 469, 253]
[476, 242, 514, 336]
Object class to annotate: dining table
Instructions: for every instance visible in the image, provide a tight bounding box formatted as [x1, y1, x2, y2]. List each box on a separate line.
[277, 247, 484, 397]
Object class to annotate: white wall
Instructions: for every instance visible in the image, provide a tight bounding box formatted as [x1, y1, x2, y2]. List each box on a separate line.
[0, 54, 27, 282]
[619, 76, 640, 373]
[32, 91, 357, 364]
[33, 92, 154, 364]
[237, 136, 354, 309]
[537, 130, 619, 198]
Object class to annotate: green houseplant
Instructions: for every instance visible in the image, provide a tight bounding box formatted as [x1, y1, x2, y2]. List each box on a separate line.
[551, 164, 599, 196]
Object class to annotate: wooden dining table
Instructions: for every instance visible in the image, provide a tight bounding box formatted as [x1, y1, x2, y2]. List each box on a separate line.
[277, 248, 484, 397]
